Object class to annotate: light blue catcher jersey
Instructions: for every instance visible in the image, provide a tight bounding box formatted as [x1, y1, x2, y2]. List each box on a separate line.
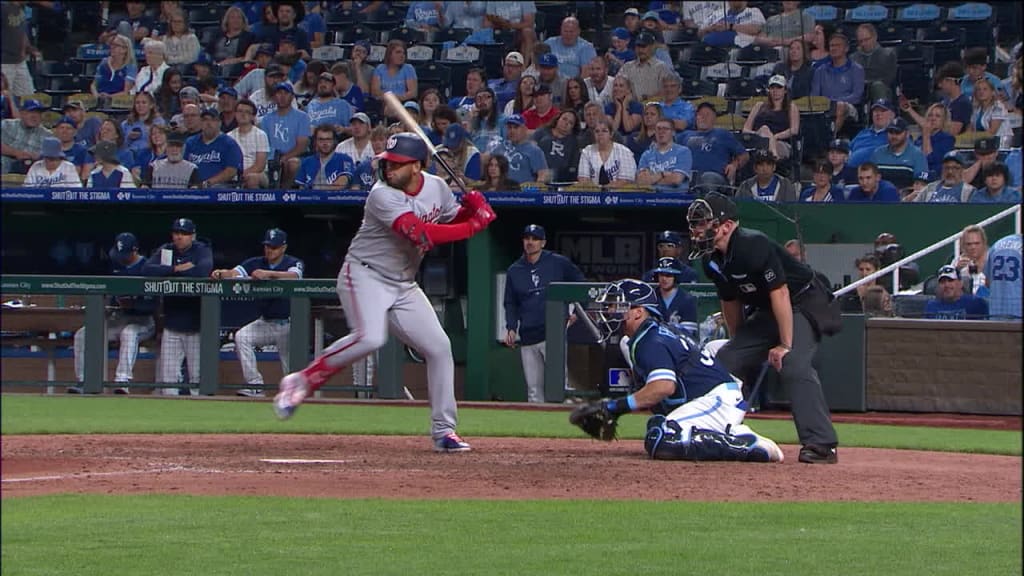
[627, 318, 735, 416]
[986, 234, 1022, 319]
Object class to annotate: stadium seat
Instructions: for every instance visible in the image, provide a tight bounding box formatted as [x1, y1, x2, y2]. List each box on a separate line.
[312, 45, 345, 62]
[734, 44, 777, 67]
[702, 62, 744, 82]
[388, 27, 425, 45]
[327, 9, 360, 27]
[67, 93, 98, 111]
[75, 43, 109, 62]
[334, 25, 373, 45]
[879, 166, 915, 189]
[946, 3, 995, 50]
[189, 5, 224, 28]
[415, 63, 452, 100]
[1, 173, 26, 186]
[362, 8, 402, 31]
[689, 95, 727, 113]
[921, 25, 965, 66]
[792, 96, 831, 114]
[739, 96, 767, 115]
[714, 113, 745, 132]
[895, 3, 943, 28]
[26, 92, 52, 108]
[955, 131, 988, 149]
[675, 62, 702, 81]
[668, 27, 700, 47]
[876, 23, 912, 46]
[433, 27, 472, 47]
[844, 5, 889, 23]
[922, 275, 939, 295]
[898, 64, 934, 103]
[683, 80, 720, 99]
[803, 5, 840, 23]
[441, 45, 480, 63]
[689, 44, 730, 67]
[406, 44, 434, 63]
[725, 78, 764, 101]
[41, 110, 61, 128]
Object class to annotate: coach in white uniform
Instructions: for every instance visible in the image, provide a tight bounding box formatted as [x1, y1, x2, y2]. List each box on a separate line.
[273, 133, 497, 452]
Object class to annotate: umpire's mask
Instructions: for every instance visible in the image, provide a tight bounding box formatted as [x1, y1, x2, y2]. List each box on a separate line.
[686, 192, 737, 259]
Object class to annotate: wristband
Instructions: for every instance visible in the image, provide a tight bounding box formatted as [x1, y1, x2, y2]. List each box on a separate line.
[604, 395, 637, 415]
[779, 344, 792, 352]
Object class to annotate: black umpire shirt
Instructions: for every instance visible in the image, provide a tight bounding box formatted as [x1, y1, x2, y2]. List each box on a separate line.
[701, 227, 816, 311]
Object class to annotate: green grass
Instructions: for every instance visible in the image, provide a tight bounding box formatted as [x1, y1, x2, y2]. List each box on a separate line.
[2, 496, 1020, 576]
[1, 395, 1021, 455]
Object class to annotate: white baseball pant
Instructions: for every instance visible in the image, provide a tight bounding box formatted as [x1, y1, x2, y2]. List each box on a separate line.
[519, 341, 546, 403]
[73, 316, 155, 383]
[234, 318, 290, 386]
[665, 381, 752, 442]
[158, 328, 200, 389]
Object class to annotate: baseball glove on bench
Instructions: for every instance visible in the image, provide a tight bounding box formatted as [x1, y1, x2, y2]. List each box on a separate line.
[569, 401, 619, 441]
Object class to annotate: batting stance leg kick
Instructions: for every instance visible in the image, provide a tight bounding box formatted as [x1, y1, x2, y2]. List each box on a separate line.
[273, 103, 497, 453]
[570, 279, 784, 462]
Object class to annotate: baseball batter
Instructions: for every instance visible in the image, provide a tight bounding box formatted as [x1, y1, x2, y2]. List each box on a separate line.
[274, 133, 496, 452]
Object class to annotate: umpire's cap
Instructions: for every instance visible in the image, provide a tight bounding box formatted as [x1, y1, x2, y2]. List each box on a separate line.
[172, 218, 196, 234]
[376, 132, 428, 164]
[701, 191, 738, 222]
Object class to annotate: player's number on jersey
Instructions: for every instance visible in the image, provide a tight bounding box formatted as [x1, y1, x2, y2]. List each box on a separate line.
[677, 335, 715, 366]
[991, 255, 1020, 282]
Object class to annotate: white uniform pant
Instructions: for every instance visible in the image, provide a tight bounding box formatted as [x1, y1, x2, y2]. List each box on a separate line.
[317, 260, 458, 438]
[235, 318, 290, 386]
[159, 328, 200, 385]
[520, 341, 546, 403]
[74, 316, 155, 383]
[665, 381, 754, 442]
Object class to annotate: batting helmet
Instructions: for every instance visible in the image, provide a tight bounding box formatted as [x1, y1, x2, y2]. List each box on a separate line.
[377, 132, 428, 164]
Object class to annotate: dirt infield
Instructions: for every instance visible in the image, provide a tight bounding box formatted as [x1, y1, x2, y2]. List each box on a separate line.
[2, 434, 1020, 502]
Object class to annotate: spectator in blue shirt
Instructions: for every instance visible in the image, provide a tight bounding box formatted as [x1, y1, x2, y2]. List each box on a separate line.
[870, 118, 928, 178]
[969, 162, 1021, 203]
[63, 101, 102, 150]
[489, 52, 525, 112]
[606, 27, 636, 76]
[543, 16, 597, 78]
[306, 72, 353, 134]
[298, 2, 326, 48]
[902, 102, 956, 176]
[92, 34, 137, 99]
[260, 82, 311, 186]
[185, 109, 243, 187]
[658, 74, 695, 132]
[492, 114, 549, 184]
[845, 162, 900, 202]
[256, 2, 310, 59]
[961, 47, 1004, 98]
[294, 124, 355, 190]
[53, 115, 92, 183]
[372, 39, 418, 102]
[811, 33, 865, 136]
[827, 138, 857, 187]
[404, 1, 441, 34]
[440, 0, 486, 30]
[925, 265, 989, 319]
[675, 102, 749, 185]
[1006, 148, 1021, 189]
[800, 161, 845, 202]
[636, 118, 692, 194]
[330, 61, 365, 115]
[848, 99, 895, 167]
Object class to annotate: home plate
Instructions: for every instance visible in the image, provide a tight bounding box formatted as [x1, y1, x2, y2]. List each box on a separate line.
[260, 458, 348, 464]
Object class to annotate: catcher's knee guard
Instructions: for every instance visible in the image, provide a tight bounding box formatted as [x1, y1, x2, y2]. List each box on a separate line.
[645, 418, 773, 462]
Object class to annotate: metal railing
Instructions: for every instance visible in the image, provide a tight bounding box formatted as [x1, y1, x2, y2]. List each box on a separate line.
[834, 204, 1022, 297]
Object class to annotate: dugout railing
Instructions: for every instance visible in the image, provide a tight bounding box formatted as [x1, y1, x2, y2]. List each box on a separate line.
[0, 276, 410, 398]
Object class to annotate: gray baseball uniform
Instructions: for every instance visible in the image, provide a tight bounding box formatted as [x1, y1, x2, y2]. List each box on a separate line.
[317, 172, 462, 438]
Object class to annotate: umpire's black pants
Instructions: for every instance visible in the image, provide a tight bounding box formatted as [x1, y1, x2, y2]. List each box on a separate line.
[715, 308, 838, 448]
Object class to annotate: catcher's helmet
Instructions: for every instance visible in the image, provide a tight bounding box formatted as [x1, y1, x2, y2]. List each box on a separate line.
[593, 279, 662, 341]
[686, 192, 737, 259]
[376, 132, 428, 164]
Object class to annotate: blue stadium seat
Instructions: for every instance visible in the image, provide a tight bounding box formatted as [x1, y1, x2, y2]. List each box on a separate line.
[895, 3, 943, 28]
[946, 3, 995, 50]
[844, 4, 889, 23]
[920, 25, 964, 66]
[803, 5, 841, 23]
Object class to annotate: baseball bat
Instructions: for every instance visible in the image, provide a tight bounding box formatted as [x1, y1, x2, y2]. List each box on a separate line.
[745, 361, 772, 413]
[382, 91, 469, 194]
[572, 301, 606, 346]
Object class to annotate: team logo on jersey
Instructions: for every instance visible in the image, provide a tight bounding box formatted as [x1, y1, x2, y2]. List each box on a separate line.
[764, 269, 776, 283]
[739, 283, 756, 293]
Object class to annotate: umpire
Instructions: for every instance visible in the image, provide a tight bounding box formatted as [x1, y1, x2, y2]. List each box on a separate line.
[686, 192, 839, 464]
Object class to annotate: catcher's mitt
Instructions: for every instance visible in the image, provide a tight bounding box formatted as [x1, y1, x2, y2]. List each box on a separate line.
[569, 401, 619, 441]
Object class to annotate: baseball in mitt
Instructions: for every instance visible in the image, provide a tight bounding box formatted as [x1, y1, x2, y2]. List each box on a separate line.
[569, 401, 619, 441]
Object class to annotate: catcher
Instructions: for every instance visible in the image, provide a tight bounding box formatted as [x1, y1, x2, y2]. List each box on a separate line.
[569, 279, 784, 462]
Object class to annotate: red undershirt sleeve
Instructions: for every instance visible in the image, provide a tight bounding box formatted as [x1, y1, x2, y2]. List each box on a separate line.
[392, 212, 476, 246]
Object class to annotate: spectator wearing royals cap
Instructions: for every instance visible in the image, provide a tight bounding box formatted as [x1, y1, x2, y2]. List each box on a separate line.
[870, 118, 928, 181]
[968, 162, 1021, 204]
[736, 149, 798, 201]
[622, 7, 642, 35]
[261, 82, 311, 185]
[235, 44, 277, 99]
[675, 101, 749, 186]
[52, 115, 92, 182]
[534, 53, 567, 107]
[306, 71, 353, 135]
[962, 136, 1001, 190]
[605, 27, 636, 76]
[442, 123, 481, 182]
[87, 141, 136, 188]
[617, 30, 671, 101]
[639, 11, 675, 67]
[925, 265, 989, 320]
[217, 87, 240, 133]
[1, 99, 52, 174]
[848, 98, 896, 167]
[544, 16, 597, 79]
[826, 138, 857, 187]
[335, 112, 374, 165]
[492, 114, 549, 184]
[185, 108, 243, 187]
[907, 151, 974, 203]
[249, 63, 296, 123]
[25, 137, 82, 188]
[61, 100, 103, 150]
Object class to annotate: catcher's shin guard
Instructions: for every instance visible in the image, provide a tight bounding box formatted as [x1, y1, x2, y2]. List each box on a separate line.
[645, 418, 773, 462]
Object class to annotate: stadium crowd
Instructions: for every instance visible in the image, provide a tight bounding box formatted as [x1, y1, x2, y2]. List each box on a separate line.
[1, 0, 1020, 201]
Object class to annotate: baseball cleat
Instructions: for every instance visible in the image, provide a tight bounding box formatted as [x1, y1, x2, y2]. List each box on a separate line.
[433, 432, 472, 453]
[112, 386, 130, 395]
[66, 386, 84, 394]
[756, 436, 785, 463]
[237, 388, 265, 398]
[273, 372, 309, 420]
[798, 444, 838, 464]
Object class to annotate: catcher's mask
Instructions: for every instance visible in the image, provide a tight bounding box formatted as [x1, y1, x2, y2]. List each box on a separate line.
[686, 192, 737, 259]
[593, 279, 662, 342]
